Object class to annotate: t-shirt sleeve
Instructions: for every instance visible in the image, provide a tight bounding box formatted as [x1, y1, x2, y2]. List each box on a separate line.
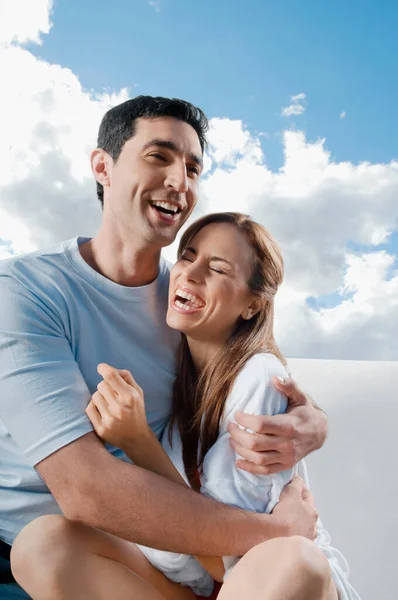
[0, 273, 94, 466]
[199, 354, 293, 514]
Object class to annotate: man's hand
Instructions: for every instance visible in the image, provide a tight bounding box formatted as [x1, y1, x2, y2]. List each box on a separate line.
[271, 475, 319, 540]
[228, 377, 328, 475]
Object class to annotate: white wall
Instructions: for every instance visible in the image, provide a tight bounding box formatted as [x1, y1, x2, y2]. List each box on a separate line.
[288, 359, 398, 600]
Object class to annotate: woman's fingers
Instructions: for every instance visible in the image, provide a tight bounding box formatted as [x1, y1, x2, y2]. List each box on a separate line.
[117, 369, 136, 386]
[91, 390, 109, 418]
[97, 363, 129, 395]
[85, 399, 101, 429]
[97, 363, 141, 398]
[86, 395, 110, 441]
[97, 379, 118, 408]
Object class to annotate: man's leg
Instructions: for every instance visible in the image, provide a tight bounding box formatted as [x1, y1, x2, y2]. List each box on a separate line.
[11, 515, 195, 600]
[217, 536, 338, 600]
[1, 550, 31, 599]
[0, 584, 31, 599]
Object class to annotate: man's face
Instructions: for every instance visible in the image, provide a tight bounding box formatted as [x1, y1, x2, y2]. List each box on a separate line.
[99, 117, 203, 248]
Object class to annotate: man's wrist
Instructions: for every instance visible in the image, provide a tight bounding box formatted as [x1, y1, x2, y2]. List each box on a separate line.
[244, 512, 290, 547]
[313, 406, 328, 450]
[307, 393, 323, 412]
[259, 511, 290, 540]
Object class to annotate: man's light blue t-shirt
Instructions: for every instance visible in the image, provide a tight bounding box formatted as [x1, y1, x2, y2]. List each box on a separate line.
[0, 238, 179, 545]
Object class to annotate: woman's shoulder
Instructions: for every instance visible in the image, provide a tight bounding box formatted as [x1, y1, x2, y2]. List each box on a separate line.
[222, 353, 289, 423]
[237, 352, 289, 383]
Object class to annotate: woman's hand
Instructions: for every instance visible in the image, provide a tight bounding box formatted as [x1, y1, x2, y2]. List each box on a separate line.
[86, 363, 150, 450]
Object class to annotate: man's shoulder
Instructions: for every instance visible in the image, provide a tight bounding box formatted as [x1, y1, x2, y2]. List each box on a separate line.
[0, 239, 73, 284]
[160, 254, 173, 271]
[159, 255, 172, 277]
[156, 255, 173, 292]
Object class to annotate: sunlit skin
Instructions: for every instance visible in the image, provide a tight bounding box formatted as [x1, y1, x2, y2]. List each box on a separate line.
[81, 117, 203, 286]
[167, 222, 261, 371]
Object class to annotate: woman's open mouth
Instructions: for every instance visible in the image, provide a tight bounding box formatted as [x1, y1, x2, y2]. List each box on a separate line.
[172, 288, 206, 314]
[150, 200, 182, 223]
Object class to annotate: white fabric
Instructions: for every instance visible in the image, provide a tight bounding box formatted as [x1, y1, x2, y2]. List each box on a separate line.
[139, 353, 361, 599]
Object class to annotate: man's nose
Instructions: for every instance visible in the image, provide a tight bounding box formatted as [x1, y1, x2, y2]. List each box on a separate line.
[165, 161, 189, 194]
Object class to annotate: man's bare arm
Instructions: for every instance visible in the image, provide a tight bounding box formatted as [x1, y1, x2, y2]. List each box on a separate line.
[120, 430, 225, 581]
[229, 377, 328, 475]
[36, 431, 288, 557]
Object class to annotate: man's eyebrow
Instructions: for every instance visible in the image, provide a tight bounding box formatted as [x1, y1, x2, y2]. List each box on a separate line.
[142, 139, 203, 168]
[183, 247, 233, 267]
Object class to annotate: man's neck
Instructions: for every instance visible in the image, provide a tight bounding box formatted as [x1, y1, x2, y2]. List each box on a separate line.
[79, 225, 162, 288]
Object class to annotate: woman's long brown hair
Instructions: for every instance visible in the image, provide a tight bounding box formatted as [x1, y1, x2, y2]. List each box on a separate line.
[168, 212, 286, 487]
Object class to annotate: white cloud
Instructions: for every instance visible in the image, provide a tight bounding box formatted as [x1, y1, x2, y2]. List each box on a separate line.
[0, 247, 12, 260]
[281, 92, 306, 117]
[148, 0, 161, 12]
[207, 118, 263, 166]
[340, 111, 347, 119]
[0, 42, 129, 253]
[1, 7, 397, 361]
[0, 0, 53, 46]
[195, 122, 398, 360]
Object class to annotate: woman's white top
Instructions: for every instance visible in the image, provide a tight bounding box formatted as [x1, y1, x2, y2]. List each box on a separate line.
[138, 353, 360, 599]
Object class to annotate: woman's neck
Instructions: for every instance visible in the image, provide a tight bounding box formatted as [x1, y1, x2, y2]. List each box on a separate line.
[186, 337, 223, 373]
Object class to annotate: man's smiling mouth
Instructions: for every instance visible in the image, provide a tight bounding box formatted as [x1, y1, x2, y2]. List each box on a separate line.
[150, 200, 182, 218]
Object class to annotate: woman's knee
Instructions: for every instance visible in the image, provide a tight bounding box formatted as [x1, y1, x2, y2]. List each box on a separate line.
[245, 535, 332, 589]
[285, 536, 331, 582]
[11, 514, 83, 585]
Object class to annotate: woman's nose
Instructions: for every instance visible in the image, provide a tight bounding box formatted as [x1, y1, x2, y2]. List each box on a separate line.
[183, 262, 203, 283]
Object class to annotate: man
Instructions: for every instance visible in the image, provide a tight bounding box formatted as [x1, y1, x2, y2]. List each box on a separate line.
[0, 96, 327, 598]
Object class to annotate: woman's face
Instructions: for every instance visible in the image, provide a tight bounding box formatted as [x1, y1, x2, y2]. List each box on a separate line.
[167, 222, 256, 343]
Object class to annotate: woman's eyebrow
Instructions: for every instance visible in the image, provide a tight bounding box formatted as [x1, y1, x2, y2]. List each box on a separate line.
[211, 256, 234, 267]
[183, 247, 233, 268]
[183, 246, 196, 255]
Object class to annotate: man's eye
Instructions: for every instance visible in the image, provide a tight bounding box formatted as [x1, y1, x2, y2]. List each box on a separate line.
[150, 153, 166, 161]
[180, 255, 193, 262]
[187, 165, 200, 176]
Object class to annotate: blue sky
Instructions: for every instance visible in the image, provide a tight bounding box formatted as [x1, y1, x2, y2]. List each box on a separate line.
[1, 0, 397, 359]
[31, 0, 398, 170]
[29, 0, 398, 263]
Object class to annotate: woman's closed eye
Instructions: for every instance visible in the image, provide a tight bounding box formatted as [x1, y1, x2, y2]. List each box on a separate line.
[180, 255, 193, 263]
[180, 255, 226, 274]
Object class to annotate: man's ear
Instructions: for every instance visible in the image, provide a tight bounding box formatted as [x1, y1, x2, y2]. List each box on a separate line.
[91, 148, 112, 188]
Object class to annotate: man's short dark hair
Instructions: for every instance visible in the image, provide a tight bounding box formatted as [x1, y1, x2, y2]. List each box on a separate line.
[96, 95, 209, 206]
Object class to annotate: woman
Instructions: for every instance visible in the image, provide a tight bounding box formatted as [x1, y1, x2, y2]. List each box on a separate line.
[84, 212, 360, 600]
